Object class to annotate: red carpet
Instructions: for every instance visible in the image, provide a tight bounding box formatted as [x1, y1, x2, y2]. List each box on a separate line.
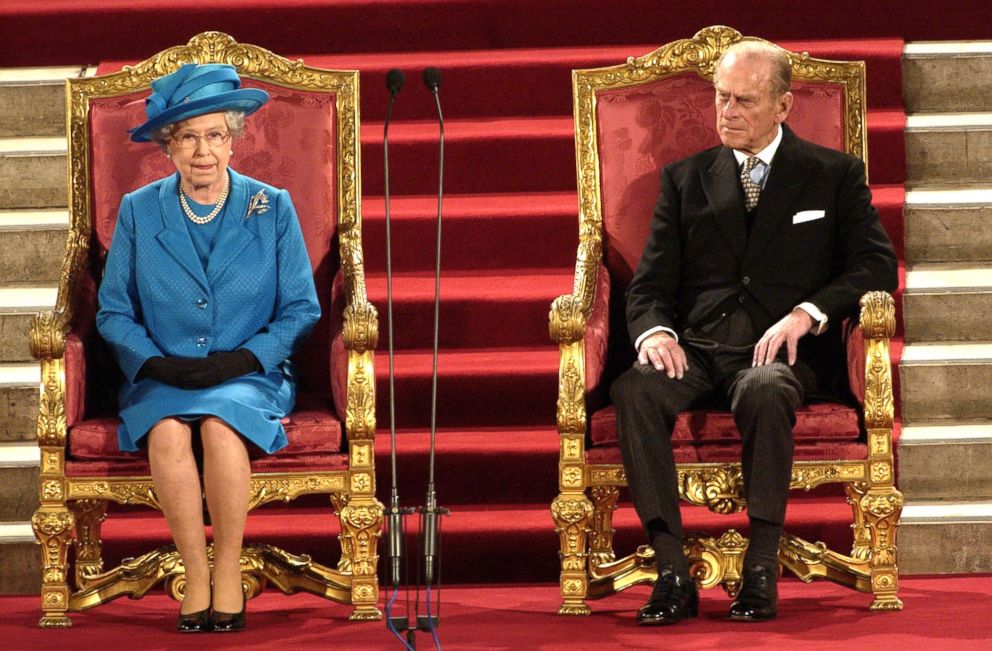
[4, 577, 992, 649]
[3, 0, 928, 620]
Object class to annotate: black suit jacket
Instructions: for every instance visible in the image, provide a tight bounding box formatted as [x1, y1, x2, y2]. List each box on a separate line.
[625, 124, 898, 386]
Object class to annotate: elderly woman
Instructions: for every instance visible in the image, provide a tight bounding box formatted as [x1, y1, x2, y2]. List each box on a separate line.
[96, 63, 320, 633]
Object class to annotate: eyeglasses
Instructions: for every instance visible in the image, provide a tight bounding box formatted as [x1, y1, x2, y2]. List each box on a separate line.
[171, 129, 231, 149]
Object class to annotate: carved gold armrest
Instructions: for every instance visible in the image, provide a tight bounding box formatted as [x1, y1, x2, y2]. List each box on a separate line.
[858, 291, 895, 431]
[341, 300, 379, 354]
[550, 294, 588, 345]
[29, 310, 69, 361]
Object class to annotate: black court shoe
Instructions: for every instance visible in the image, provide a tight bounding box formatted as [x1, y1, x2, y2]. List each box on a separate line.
[637, 565, 699, 626]
[210, 597, 247, 632]
[728, 564, 778, 622]
[177, 607, 212, 633]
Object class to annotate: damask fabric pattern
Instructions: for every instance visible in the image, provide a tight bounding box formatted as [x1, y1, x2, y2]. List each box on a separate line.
[96, 169, 321, 453]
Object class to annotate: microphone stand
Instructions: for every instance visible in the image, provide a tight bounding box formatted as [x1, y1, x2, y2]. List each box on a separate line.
[382, 66, 450, 651]
[382, 68, 417, 651]
[418, 66, 449, 650]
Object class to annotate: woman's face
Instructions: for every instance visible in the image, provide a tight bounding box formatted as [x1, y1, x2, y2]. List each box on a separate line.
[165, 112, 233, 192]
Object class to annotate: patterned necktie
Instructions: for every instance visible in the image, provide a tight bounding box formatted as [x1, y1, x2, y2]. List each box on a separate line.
[741, 156, 762, 211]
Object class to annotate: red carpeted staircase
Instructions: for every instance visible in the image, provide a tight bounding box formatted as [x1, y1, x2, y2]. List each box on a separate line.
[75, 21, 911, 591]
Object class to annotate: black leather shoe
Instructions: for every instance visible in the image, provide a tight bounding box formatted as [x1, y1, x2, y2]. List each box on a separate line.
[176, 608, 211, 633]
[210, 597, 246, 632]
[637, 565, 699, 626]
[728, 564, 778, 622]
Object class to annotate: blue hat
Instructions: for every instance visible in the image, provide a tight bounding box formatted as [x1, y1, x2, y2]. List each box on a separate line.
[129, 63, 269, 142]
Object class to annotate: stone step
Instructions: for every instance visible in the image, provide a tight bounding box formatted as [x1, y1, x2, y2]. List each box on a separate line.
[0, 67, 86, 138]
[905, 113, 992, 185]
[899, 500, 992, 574]
[0, 137, 66, 209]
[0, 523, 40, 594]
[899, 422, 992, 500]
[903, 264, 992, 341]
[0, 285, 57, 363]
[0, 363, 40, 443]
[900, 343, 992, 421]
[904, 186, 992, 263]
[903, 42, 992, 113]
[0, 443, 39, 522]
[0, 210, 68, 284]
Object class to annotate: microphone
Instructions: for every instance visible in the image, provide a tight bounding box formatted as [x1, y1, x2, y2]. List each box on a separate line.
[421, 65, 445, 588]
[422, 66, 441, 93]
[383, 67, 405, 592]
[386, 67, 405, 97]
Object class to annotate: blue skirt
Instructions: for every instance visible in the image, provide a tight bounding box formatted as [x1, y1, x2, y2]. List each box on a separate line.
[116, 369, 295, 454]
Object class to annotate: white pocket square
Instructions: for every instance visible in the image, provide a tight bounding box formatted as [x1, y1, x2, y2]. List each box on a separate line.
[793, 210, 826, 224]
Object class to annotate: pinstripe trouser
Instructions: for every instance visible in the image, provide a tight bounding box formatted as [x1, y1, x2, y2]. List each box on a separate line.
[610, 308, 817, 536]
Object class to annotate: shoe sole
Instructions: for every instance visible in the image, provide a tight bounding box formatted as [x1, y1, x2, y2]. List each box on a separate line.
[728, 613, 776, 622]
[637, 609, 699, 626]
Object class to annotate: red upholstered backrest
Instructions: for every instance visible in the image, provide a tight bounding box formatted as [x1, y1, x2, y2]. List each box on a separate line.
[82, 78, 339, 408]
[596, 72, 846, 288]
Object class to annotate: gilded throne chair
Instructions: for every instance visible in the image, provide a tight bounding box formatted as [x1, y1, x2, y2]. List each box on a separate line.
[30, 32, 383, 627]
[550, 26, 902, 614]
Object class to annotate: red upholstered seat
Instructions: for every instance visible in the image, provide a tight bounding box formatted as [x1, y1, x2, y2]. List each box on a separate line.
[584, 71, 865, 459]
[67, 396, 343, 462]
[73, 78, 348, 431]
[60, 81, 350, 471]
[589, 402, 861, 447]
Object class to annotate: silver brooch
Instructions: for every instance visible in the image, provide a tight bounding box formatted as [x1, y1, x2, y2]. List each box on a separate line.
[246, 189, 270, 218]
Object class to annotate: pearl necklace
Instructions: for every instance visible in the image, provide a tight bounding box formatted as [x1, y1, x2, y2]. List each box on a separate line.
[179, 176, 230, 225]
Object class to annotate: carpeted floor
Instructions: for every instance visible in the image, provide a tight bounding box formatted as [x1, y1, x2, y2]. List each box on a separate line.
[4, 577, 992, 650]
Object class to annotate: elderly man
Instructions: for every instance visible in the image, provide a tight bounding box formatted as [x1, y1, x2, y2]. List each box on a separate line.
[611, 41, 897, 625]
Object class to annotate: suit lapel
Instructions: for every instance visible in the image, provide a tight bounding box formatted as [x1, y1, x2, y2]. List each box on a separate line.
[205, 169, 257, 283]
[154, 174, 210, 291]
[701, 147, 747, 263]
[744, 125, 815, 266]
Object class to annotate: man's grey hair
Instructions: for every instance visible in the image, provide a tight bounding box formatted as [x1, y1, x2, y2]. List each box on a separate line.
[151, 110, 247, 150]
[713, 41, 792, 98]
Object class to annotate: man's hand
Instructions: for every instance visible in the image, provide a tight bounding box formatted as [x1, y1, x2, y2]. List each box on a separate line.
[638, 331, 688, 379]
[752, 309, 814, 367]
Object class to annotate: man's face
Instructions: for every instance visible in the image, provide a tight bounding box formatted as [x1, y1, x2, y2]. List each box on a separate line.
[714, 54, 793, 155]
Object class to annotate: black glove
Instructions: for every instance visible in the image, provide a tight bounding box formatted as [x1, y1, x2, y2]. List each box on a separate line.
[139, 356, 204, 386]
[139, 350, 261, 389]
[178, 349, 262, 389]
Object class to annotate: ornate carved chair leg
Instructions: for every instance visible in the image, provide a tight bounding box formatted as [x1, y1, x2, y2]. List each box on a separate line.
[339, 497, 384, 621]
[32, 508, 76, 628]
[861, 487, 904, 610]
[69, 499, 109, 588]
[552, 493, 594, 615]
[845, 482, 872, 561]
[331, 493, 354, 574]
[588, 486, 619, 574]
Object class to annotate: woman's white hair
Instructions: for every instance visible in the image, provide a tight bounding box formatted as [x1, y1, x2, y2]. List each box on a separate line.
[151, 110, 246, 150]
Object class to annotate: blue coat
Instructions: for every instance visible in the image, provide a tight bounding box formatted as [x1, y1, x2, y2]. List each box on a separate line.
[96, 169, 321, 453]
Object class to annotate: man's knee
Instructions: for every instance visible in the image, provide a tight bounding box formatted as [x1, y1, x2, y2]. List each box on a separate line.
[610, 365, 650, 407]
[731, 364, 802, 415]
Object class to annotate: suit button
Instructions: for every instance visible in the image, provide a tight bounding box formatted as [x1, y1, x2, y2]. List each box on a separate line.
[738, 295, 746, 303]
[742, 276, 751, 285]
[196, 337, 207, 347]
[195, 299, 208, 309]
